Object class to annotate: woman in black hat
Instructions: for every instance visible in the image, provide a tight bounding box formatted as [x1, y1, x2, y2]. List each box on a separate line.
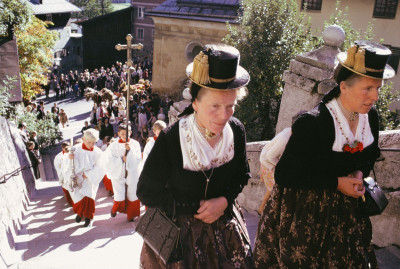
[253, 41, 395, 268]
[137, 44, 254, 268]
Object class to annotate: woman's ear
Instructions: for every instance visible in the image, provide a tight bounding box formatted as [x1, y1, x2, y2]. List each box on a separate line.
[192, 99, 198, 112]
[339, 81, 347, 95]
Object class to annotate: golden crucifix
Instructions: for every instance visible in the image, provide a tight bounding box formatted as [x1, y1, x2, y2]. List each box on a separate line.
[115, 34, 143, 137]
[115, 34, 143, 176]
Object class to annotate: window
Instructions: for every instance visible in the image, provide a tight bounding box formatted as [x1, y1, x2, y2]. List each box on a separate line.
[46, 14, 53, 21]
[373, 0, 398, 18]
[138, 7, 145, 18]
[137, 28, 144, 40]
[301, 0, 322, 10]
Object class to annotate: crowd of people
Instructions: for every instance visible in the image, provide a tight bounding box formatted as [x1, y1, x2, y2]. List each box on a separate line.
[42, 40, 394, 268]
[44, 60, 152, 100]
[53, 120, 166, 227]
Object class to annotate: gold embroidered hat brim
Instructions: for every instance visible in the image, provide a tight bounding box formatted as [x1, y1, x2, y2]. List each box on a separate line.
[337, 52, 395, 80]
[186, 62, 250, 90]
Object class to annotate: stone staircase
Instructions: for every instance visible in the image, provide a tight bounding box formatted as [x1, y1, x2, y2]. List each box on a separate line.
[10, 180, 144, 269]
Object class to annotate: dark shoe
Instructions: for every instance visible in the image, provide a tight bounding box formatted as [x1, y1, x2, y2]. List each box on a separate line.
[128, 216, 140, 222]
[110, 210, 116, 217]
[107, 190, 113, 197]
[75, 215, 82, 223]
[83, 218, 91, 227]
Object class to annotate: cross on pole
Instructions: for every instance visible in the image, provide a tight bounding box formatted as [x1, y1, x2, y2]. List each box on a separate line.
[115, 34, 143, 141]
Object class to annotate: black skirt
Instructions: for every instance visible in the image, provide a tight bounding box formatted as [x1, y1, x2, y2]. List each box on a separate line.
[253, 185, 377, 269]
[140, 209, 254, 269]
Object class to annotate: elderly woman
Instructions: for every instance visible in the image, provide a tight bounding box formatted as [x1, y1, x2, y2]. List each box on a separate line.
[137, 44, 254, 268]
[66, 129, 105, 227]
[253, 41, 395, 268]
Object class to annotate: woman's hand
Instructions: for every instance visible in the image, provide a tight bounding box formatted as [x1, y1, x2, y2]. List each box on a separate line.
[194, 197, 228, 224]
[337, 176, 365, 198]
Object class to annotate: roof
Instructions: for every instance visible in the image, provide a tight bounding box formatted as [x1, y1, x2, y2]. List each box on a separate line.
[146, 0, 240, 23]
[78, 7, 132, 25]
[28, 0, 81, 15]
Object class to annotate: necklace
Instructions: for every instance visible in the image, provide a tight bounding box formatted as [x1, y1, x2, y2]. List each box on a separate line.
[201, 167, 214, 198]
[337, 98, 359, 122]
[194, 115, 219, 140]
[328, 105, 365, 153]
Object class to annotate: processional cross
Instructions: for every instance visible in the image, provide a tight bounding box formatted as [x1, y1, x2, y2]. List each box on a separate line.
[115, 34, 143, 142]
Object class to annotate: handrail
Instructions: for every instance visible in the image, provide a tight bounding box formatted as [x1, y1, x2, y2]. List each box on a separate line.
[0, 165, 32, 184]
[380, 148, 400, 152]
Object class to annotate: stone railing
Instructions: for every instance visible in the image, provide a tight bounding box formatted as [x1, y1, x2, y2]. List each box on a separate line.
[239, 130, 400, 248]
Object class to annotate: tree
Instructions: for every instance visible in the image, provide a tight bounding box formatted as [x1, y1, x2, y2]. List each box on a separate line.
[0, 0, 30, 36]
[0, 76, 15, 117]
[71, 0, 114, 20]
[375, 83, 400, 130]
[224, 0, 315, 141]
[15, 16, 59, 100]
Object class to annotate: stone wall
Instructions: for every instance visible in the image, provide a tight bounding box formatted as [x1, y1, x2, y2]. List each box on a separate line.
[0, 117, 36, 268]
[151, 16, 231, 96]
[239, 131, 400, 248]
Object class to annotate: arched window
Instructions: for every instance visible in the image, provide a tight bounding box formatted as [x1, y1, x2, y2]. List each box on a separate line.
[185, 41, 203, 63]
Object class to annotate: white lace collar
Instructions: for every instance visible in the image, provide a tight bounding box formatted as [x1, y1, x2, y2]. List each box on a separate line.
[326, 99, 374, 152]
[179, 114, 234, 171]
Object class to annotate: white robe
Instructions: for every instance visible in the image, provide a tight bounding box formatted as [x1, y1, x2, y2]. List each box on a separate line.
[104, 139, 141, 201]
[142, 137, 156, 164]
[54, 151, 71, 190]
[63, 143, 105, 203]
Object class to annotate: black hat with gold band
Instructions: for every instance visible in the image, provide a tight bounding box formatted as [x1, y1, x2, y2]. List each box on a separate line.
[337, 40, 395, 80]
[186, 44, 250, 90]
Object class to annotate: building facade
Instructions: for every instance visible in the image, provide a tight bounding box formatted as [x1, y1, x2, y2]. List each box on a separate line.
[299, 0, 400, 107]
[147, 0, 240, 95]
[28, 0, 83, 73]
[131, 0, 165, 61]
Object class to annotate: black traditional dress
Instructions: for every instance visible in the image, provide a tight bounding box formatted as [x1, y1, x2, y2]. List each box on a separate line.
[137, 116, 254, 269]
[253, 101, 380, 269]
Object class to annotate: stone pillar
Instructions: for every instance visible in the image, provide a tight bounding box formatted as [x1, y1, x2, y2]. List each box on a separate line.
[275, 25, 345, 134]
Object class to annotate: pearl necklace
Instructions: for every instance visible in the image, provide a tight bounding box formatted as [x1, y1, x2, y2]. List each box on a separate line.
[337, 98, 359, 122]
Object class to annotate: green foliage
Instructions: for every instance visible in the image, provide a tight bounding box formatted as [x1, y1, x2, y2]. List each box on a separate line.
[375, 82, 400, 130]
[72, 0, 114, 19]
[11, 106, 63, 150]
[1, 79, 62, 149]
[0, 0, 31, 36]
[224, 0, 315, 141]
[15, 16, 59, 101]
[0, 76, 15, 117]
